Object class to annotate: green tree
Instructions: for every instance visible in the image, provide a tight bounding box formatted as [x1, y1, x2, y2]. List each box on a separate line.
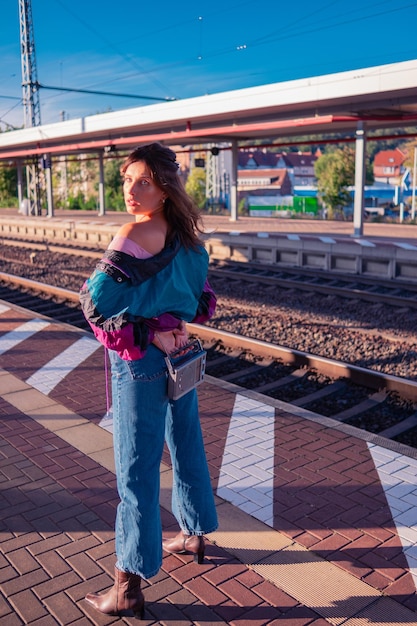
[104, 157, 124, 210]
[0, 164, 18, 207]
[314, 146, 372, 217]
[185, 168, 206, 209]
[399, 139, 417, 173]
[315, 147, 355, 214]
[62, 155, 99, 210]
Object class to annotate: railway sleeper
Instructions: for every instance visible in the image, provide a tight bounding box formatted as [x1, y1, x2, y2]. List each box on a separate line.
[252, 368, 307, 393]
[379, 411, 417, 439]
[331, 390, 388, 421]
[291, 380, 348, 407]
[220, 364, 265, 382]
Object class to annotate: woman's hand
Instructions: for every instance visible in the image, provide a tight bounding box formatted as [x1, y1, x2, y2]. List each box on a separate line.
[173, 321, 188, 348]
[153, 322, 189, 354]
[153, 331, 178, 354]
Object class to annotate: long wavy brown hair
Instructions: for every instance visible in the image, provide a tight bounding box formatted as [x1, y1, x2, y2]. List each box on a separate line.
[121, 143, 204, 249]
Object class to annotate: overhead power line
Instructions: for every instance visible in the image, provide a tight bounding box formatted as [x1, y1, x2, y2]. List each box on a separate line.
[34, 82, 177, 102]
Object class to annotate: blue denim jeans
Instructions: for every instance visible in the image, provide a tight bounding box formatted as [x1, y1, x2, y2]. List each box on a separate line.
[109, 345, 218, 579]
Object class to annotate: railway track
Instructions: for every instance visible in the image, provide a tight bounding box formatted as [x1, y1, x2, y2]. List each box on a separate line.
[2, 236, 417, 308]
[1, 270, 417, 452]
[209, 259, 417, 309]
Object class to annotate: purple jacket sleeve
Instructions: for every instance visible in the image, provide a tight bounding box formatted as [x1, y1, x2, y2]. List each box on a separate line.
[192, 279, 217, 324]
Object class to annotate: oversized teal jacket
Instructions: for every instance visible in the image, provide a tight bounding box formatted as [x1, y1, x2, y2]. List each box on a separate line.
[79, 236, 216, 360]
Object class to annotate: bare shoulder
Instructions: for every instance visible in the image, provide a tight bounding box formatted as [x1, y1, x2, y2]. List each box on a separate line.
[114, 222, 138, 239]
[114, 220, 166, 255]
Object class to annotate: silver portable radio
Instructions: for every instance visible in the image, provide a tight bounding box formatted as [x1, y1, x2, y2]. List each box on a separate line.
[164, 339, 206, 400]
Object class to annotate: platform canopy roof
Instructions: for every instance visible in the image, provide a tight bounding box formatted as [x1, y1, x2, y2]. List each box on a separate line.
[0, 59, 417, 160]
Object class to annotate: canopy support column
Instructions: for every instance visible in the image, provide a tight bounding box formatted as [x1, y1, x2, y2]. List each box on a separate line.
[17, 159, 24, 208]
[43, 155, 54, 218]
[230, 139, 238, 222]
[353, 121, 366, 237]
[98, 152, 105, 216]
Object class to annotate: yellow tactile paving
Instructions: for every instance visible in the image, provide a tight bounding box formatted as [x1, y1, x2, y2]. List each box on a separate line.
[343, 596, 417, 625]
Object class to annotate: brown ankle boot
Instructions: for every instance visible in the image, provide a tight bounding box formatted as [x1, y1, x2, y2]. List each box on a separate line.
[162, 531, 205, 564]
[85, 566, 144, 619]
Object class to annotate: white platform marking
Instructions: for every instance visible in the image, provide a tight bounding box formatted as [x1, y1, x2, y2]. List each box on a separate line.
[0, 318, 50, 356]
[395, 242, 417, 250]
[368, 442, 417, 590]
[353, 239, 376, 247]
[99, 410, 114, 434]
[319, 237, 336, 244]
[0, 304, 11, 315]
[26, 335, 101, 395]
[217, 394, 275, 525]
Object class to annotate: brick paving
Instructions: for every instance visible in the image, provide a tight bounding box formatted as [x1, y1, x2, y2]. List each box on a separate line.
[0, 393, 333, 625]
[1, 212, 417, 623]
[1, 307, 417, 623]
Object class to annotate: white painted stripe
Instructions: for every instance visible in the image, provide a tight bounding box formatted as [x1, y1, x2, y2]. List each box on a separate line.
[319, 236, 336, 244]
[99, 410, 113, 434]
[0, 304, 10, 314]
[26, 335, 101, 395]
[0, 318, 50, 356]
[353, 239, 376, 247]
[395, 242, 417, 250]
[217, 394, 275, 526]
[368, 442, 417, 590]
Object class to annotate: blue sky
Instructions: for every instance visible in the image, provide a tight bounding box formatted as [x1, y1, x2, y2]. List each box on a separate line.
[1, 0, 417, 131]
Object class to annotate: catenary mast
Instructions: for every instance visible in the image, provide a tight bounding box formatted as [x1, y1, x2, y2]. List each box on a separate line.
[19, 0, 42, 214]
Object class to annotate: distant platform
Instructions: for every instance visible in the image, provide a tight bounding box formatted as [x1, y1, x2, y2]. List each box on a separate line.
[1, 207, 416, 242]
[1, 209, 416, 282]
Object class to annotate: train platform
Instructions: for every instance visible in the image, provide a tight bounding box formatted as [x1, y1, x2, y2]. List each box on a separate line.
[2, 209, 417, 284]
[1, 207, 417, 245]
[1, 302, 417, 624]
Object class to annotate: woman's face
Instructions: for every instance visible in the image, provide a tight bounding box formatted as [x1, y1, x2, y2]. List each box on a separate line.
[122, 160, 166, 217]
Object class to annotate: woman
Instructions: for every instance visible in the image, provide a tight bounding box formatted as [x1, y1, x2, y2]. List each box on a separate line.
[80, 143, 218, 619]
